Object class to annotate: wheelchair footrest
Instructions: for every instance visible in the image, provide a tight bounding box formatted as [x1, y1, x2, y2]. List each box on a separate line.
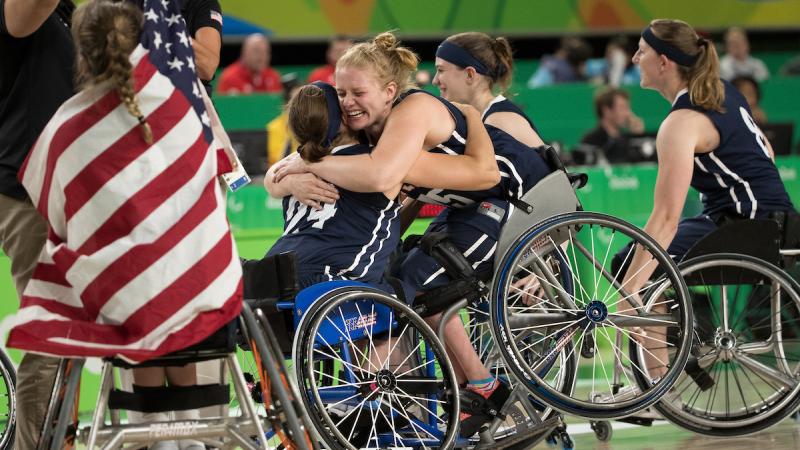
[108, 383, 229, 412]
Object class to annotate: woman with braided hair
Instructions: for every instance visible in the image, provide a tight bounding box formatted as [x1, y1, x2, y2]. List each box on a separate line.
[74, 3, 206, 449]
[10, 2, 242, 449]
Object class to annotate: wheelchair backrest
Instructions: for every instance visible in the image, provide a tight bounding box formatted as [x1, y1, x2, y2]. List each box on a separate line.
[683, 219, 781, 266]
[494, 170, 581, 270]
[681, 219, 781, 286]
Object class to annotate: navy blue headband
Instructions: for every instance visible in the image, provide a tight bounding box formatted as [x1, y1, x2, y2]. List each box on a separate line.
[436, 41, 491, 76]
[641, 27, 699, 67]
[311, 81, 341, 148]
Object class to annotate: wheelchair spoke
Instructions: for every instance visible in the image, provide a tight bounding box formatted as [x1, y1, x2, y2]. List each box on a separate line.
[513, 264, 576, 312]
[394, 385, 443, 421]
[600, 238, 635, 304]
[598, 326, 634, 389]
[734, 352, 796, 390]
[387, 393, 438, 442]
[392, 340, 426, 377]
[605, 323, 670, 374]
[327, 312, 379, 373]
[562, 231, 592, 305]
[314, 342, 374, 377]
[383, 321, 411, 372]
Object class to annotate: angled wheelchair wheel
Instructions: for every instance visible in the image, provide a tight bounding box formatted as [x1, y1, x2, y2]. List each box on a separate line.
[239, 303, 315, 450]
[293, 287, 459, 450]
[649, 253, 800, 436]
[468, 273, 577, 422]
[491, 212, 693, 419]
[0, 349, 15, 450]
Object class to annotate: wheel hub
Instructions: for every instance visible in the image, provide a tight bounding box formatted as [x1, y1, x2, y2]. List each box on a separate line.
[375, 369, 397, 392]
[585, 300, 608, 323]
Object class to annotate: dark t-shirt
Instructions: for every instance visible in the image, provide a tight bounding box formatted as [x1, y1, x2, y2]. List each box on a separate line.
[179, 0, 222, 95]
[0, 0, 75, 199]
[579, 125, 640, 164]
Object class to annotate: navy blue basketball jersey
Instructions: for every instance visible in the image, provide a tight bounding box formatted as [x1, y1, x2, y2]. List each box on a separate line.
[267, 144, 401, 287]
[481, 95, 541, 136]
[397, 89, 550, 207]
[396, 89, 483, 207]
[672, 80, 793, 218]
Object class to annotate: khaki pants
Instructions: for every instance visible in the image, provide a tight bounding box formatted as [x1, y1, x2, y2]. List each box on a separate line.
[0, 193, 60, 450]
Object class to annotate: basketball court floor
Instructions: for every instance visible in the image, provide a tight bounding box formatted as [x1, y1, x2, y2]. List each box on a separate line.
[557, 417, 799, 450]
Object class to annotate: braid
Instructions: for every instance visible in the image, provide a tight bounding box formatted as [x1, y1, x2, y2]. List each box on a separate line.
[107, 17, 152, 145]
[72, 1, 150, 143]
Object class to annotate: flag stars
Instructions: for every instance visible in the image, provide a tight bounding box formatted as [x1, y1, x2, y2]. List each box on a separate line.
[167, 57, 185, 72]
[194, 81, 204, 98]
[186, 56, 195, 72]
[177, 31, 189, 47]
[201, 112, 211, 127]
[160, 0, 170, 10]
[144, 8, 159, 22]
[165, 13, 181, 27]
[165, 42, 173, 54]
[152, 31, 162, 49]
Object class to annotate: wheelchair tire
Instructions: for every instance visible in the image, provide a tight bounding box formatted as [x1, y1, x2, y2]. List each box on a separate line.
[293, 286, 459, 450]
[0, 348, 15, 450]
[491, 211, 693, 419]
[648, 253, 800, 436]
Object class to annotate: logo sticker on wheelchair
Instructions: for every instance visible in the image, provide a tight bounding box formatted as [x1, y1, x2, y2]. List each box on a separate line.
[344, 312, 377, 333]
[148, 420, 200, 438]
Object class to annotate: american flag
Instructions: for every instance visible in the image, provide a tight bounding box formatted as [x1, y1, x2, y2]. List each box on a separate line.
[7, 0, 242, 362]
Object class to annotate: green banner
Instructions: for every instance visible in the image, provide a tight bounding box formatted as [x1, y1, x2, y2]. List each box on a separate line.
[221, 0, 800, 39]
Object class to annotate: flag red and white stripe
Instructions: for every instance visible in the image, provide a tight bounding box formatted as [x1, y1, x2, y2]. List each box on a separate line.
[7, 44, 242, 363]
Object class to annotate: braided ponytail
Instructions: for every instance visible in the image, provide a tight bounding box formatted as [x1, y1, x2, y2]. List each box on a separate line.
[72, 0, 151, 144]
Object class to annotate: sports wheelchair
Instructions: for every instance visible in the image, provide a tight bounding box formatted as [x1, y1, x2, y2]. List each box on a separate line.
[38, 252, 461, 450]
[588, 212, 800, 440]
[402, 147, 696, 447]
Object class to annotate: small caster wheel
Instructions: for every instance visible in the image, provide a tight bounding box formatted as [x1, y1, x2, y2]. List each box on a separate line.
[591, 420, 612, 442]
[560, 431, 574, 450]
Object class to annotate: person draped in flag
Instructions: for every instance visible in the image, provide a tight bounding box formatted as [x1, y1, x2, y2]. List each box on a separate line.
[8, 0, 241, 406]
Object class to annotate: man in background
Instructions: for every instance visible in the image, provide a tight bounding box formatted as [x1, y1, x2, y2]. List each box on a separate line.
[217, 33, 281, 94]
[307, 35, 352, 85]
[577, 87, 645, 164]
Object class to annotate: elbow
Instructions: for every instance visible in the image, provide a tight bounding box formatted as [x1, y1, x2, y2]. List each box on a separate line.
[196, 56, 219, 82]
[476, 165, 501, 190]
[197, 63, 217, 82]
[361, 165, 402, 192]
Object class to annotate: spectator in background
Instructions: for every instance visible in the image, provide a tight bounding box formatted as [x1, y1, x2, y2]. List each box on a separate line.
[217, 33, 281, 94]
[266, 74, 302, 167]
[576, 87, 645, 164]
[586, 36, 640, 87]
[527, 36, 592, 88]
[307, 35, 352, 84]
[720, 27, 769, 82]
[731, 75, 768, 125]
